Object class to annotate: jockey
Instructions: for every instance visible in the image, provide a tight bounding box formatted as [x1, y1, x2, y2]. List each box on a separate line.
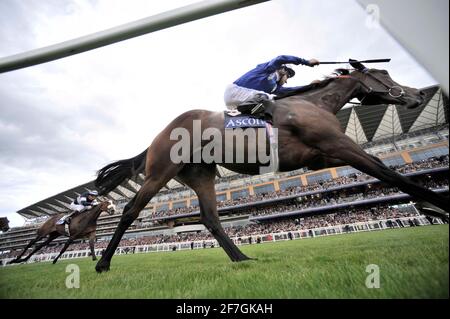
[60, 190, 99, 225]
[224, 55, 320, 116]
[70, 190, 99, 213]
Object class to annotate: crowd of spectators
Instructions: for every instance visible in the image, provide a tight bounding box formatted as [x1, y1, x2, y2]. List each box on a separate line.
[1, 202, 437, 259]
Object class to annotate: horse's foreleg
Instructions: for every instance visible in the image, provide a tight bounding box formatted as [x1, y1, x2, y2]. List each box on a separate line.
[315, 134, 449, 212]
[88, 232, 97, 261]
[178, 164, 252, 262]
[53, 238, 75, 264]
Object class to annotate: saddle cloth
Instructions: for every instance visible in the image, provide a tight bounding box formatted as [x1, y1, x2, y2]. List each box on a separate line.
[223, 111, 279, 173]
[224, 110, 267, 129]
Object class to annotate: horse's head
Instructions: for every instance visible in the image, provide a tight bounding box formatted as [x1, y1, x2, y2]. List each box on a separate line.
[106, 200, 117, 215]
[349, 60, 425, 109]
[99, 200, 116, 215]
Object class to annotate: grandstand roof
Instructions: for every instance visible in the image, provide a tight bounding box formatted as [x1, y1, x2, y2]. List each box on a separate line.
[16, 86, 448, 219]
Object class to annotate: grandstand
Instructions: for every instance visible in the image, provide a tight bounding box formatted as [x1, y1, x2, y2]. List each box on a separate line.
[0, 86, 448, 264]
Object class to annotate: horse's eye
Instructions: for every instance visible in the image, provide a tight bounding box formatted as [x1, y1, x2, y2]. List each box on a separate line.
[381, 70, 389, 75]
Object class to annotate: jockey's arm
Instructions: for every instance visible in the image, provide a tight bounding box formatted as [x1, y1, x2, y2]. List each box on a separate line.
[267, 55, 310, 71]
[273, 85, 305, 95]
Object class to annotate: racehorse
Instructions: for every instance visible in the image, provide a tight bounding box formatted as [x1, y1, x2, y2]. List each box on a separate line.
[94, 60, 449, 273]
[8, 200, 115, 265]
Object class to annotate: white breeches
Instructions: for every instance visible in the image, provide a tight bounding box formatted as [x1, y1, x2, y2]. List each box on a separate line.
[224, 84, 274, 110]
[70, 203, 90, 212]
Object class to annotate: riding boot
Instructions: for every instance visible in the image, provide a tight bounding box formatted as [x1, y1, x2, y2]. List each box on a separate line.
[65, 211, 76, 225]
[252, 101, 275, 124]
[262, 99, 275, 124]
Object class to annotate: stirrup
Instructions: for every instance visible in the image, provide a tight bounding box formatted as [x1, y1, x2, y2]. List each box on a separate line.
[251, 103, 264, 114]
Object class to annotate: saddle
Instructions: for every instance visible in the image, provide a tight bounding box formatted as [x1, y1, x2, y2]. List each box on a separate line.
[232, 99, 275, 124]
[224, 110, 267, 129]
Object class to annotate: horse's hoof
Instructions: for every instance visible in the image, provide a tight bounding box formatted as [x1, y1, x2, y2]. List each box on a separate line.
[92, 258, 97, 261]
[95, 260, 110, 273]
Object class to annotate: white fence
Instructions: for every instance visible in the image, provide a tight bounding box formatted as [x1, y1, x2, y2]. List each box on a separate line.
[0, 215, 443, 266]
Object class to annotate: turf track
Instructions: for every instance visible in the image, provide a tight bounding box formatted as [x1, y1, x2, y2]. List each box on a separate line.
[0, 225, 448, 298]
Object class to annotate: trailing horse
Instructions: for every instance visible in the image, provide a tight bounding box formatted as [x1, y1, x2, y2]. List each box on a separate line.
[8, 200, 115, 265]
[94, 60, 448, 273]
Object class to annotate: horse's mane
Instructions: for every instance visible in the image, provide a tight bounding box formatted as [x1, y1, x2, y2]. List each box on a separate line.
[274, 78, 335, 100]
[275, 68, 354, 100]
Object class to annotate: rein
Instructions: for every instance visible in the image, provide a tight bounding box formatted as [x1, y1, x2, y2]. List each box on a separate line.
[335, 71, 406, 105]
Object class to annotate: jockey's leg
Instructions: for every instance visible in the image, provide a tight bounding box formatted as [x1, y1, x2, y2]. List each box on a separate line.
[65, 207, 87, 224]
[225, 83, 273, 116]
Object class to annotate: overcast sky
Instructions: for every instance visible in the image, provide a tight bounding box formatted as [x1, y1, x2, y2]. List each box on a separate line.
[0, 0, 438, 227]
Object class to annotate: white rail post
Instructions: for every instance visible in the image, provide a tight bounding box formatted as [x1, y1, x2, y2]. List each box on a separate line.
[0, 0, 269, 73]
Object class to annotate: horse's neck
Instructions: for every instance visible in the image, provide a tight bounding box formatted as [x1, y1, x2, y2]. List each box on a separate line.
[83, 205, 104, 222]
[289, 78, 361, 114]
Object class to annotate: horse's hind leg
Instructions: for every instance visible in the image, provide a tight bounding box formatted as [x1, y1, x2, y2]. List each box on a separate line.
[18, 233, 59, 263]
[314, 133, 449, 213]
[96, 166, 182, 273]
[8, 235, 44, 264]
[178, 164, 252, 262]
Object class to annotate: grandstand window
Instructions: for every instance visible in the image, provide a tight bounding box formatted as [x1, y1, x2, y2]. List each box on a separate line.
[173, 201, 186, 209]
[156, 204, 169, 212]
[409, 146, 449, 162]
[253, 184, 275, 195]
[231, 189, 249, 200]
[279, 178, 302, 190]
[381, 155, 404, 167]
[336, 166, 359, 177]
[306, 171, 333, 184]
[216, 193, 227, 202]
[190, 198, 199, 207]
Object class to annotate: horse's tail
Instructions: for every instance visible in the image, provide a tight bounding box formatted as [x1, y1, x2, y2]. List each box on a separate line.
[95, 149, 148, 195]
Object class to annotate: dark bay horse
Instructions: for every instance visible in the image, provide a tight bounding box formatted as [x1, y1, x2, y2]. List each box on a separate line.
[8, 200, 115, 265]
[94, 60, 449, 273]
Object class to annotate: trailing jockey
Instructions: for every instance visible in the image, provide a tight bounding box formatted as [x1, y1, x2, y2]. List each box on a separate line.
[58, 190, 99, 225]
[224, 55, 320, 120]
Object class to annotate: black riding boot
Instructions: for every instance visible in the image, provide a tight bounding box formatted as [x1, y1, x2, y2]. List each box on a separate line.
[236, 94, 274, 124]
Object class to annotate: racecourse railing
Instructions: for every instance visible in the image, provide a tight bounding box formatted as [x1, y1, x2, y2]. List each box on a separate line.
[0, 215, 444, 266]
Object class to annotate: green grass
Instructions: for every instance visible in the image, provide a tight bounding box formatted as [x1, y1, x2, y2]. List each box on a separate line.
[0, 225, 448, 299]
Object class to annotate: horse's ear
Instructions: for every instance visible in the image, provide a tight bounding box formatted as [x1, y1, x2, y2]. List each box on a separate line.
[334, 68, 350, 75]
[349, 59, 367, 71]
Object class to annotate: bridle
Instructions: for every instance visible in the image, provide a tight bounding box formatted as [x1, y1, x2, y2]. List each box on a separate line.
[338, 69, 406, 104]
